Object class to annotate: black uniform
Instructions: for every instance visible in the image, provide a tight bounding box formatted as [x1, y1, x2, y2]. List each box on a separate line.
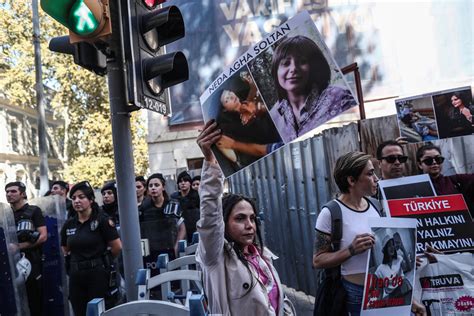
[171, 190, 200, 243]
[102, 203, 120, 226]
[14, 203, 45, 316]
[60, 209, 119, 316]
[139, 200, 182, 273]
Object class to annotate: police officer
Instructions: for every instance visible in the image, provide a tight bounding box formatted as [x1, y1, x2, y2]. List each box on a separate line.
[170, 171, 200, 243]
[101, 181, 119, 225]
[5, 181, 47, 316]
[140, 174, 186, 269]
[60, 181, 122, 316]
[50, 180, 74, 219]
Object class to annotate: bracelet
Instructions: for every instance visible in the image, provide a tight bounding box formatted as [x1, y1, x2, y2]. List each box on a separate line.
[348, 244, 356, 257]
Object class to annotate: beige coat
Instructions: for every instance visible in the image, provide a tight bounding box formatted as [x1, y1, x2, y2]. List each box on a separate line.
[196, 161, 293, 316]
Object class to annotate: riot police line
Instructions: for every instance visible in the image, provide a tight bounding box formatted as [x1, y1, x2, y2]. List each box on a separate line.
[1, 184, 200, 316]
[1, 187, 124, 316]
[1, 195, 68, 316]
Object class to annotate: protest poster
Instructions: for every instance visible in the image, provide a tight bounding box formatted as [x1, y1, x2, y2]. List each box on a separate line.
[416, 252, 474, 315]
[378, 175, 436, 201]
[395, 86, 473, 143]
[199, 11, 358, 177]
[361, 217, 417, 316]
[387, 194, 474, 254]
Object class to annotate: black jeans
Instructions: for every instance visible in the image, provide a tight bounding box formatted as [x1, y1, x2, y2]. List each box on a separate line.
[69, 266, 111, 316]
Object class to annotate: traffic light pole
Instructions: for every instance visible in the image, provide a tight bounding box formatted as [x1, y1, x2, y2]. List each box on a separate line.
[107, 0, 142, 301]
[32, 0, 50, 195]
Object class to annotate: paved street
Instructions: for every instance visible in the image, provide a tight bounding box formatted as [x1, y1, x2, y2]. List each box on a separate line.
[283, 285, 315, 316]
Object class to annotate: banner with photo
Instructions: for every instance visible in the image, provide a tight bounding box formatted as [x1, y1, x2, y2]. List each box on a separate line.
[361, 217, 417, 316]
[395, 86, 474, 143]
[199, 11, 358, 177]
[387, 194, 474, 254]
[415, 252, 474, 315]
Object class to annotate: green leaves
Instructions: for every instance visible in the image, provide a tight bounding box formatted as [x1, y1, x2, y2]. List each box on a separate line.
[1, 0, 148, 187]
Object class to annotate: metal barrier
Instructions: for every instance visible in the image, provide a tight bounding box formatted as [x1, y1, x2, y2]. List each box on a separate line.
[136, 267, 202, 302]
[86, 296, 208, 316]
[158, 253, 198, 296]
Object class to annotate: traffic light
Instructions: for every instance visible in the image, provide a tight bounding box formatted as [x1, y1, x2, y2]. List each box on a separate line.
[41, 0, 112, 43]
[49, 36, 107, 75]
[122, 2, 189, 115]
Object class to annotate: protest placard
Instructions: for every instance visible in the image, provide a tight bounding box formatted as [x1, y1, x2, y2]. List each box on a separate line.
[378, 174, 436, 201]
[361, 217, 417, 316]
[416, 252, 474, 315]
[395, 86, 473, 143]
[199, 11, 357, 177]
[388, 194, 474, 254]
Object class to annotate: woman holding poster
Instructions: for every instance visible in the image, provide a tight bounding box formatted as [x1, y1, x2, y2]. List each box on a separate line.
[269, 35, 356, 142]
[313, 151, 380, 315]
[313, 152, 427, 315]
[194, 120, 294, 316]
[374, 232, 412, 303]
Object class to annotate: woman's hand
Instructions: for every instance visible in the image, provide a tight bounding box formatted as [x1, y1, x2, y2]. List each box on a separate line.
[197, 120, 221, 162]
[350, 233, 375, 255]
[217, 135, 235, 150]
[411, 299, 427, 316]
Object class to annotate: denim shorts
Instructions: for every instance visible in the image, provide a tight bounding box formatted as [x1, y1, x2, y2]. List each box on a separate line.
[342, 278, 364, 316]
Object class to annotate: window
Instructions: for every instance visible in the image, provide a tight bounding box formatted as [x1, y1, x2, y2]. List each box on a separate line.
[31, 128, 38, 155]
[10, 122, 18, 152]
[187, 158, 204, 170]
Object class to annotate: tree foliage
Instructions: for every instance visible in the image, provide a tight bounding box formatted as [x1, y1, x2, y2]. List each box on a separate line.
[0, 0, 148, 187]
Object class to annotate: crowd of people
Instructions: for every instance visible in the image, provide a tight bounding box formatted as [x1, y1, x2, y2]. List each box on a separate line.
[4, 122, 473, 316]
[5, 168, 202, 316]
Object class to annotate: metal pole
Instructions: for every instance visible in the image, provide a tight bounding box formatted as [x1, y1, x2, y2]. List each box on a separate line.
[32, 0, 50, 195]
[107, 0, 142, 301]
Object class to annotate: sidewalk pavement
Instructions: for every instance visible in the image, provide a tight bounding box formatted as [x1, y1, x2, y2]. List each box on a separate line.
[283, 285, 315, 316]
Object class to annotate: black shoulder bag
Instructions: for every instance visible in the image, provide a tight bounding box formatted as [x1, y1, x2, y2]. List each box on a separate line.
[313, 200, 347, 316]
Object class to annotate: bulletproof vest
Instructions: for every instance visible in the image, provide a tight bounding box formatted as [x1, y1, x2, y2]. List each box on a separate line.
[172, 191, 199, 236]
[16, 206, 37, 243]
[182, 207, 200, 238]
[15, 205, 42, 264]
[140, 205, 178, 251]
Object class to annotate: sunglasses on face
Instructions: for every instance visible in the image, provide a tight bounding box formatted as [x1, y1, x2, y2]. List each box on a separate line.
[381, 155, 408, 163]
[421, 156, 445, 166]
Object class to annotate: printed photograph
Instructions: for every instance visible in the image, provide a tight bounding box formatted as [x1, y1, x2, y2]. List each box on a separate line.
[200, 66, 283, 177]
[395, 96, 439, 143]
[432, 87, 474, 139]
[382, 182, 436, 200]
[363, 225, 417, 312]
[247, 19, 358, 143]
[378, 174, 436, 201]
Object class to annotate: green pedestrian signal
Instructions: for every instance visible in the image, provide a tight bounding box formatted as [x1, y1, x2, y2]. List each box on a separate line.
[41, 0, 111, 43]
[69, 0, 99, 35]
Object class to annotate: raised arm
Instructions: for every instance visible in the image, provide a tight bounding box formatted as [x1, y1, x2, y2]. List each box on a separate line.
[196, 121, 226, 266]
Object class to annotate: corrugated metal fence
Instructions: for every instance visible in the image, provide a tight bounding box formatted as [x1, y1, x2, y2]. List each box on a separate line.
[228, 115, 474, 295]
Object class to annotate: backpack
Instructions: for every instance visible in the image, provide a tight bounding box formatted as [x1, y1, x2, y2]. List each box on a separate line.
[313, 197, 383, 316]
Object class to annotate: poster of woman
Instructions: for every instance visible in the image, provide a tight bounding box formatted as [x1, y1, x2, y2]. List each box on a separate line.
[361, 217, 417, 316]
[200, 66, 282, 177]
[200, 11, 358, 177]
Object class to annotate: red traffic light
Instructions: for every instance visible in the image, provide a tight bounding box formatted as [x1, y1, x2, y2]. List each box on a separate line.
[142, 0, 166, 9]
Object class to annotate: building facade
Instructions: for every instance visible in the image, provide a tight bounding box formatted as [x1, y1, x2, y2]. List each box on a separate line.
[0, 98, 65, 202]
